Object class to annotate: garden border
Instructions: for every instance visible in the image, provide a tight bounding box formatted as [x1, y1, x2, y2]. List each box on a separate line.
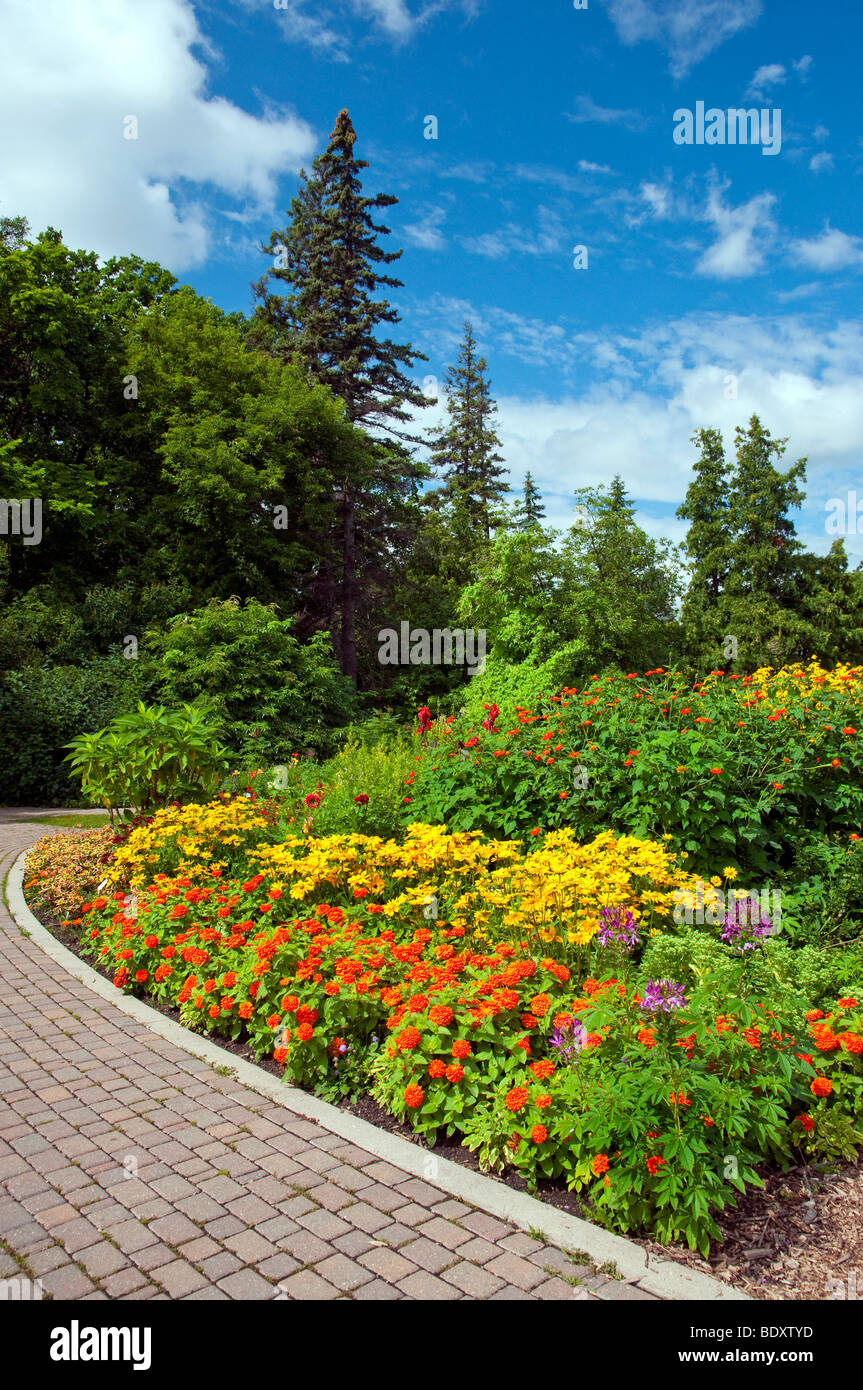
[6, 850, 748, 1302]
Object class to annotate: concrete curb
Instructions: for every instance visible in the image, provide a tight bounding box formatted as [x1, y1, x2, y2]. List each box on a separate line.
[6, 849, 748, 1302]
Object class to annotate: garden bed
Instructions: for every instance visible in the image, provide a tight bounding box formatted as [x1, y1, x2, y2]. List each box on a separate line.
[27, 894, 862, 1301]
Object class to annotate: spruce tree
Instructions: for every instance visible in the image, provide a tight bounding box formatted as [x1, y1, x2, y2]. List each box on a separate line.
[251, 110, 428, 685]
[252, 109, 426, 433]
[677, 428, 733, 664]
[427, 321, 509, 541]
[514, 471, 546, 529]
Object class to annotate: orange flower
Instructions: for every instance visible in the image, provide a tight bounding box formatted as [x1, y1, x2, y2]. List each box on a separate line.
[529, 993, 551, 1018]
[637, 1029, 657, 1047]
[529, 1059, 555, 1079]
[505, 1086, 529, 1113]
[810, 1077, 833, 1098]
[404, 1083, 423, 1108]
[646, 1155, 666, 1175]
[428, 1004, 454, 1027]
[536, 1093, 552, 1109]
[837, 1032, 863, 1054]
[451, 1039, 472, 1059]
[531, 1124, 548, 1144]
[428, 1059, 446, 1078]
[709, 767, 722, 776]
[445, 1063, 464, 1083]
[296, 1023, 314, 1042]
[397, 1026, 422, 1050]
[592, 1153, 609, 1175]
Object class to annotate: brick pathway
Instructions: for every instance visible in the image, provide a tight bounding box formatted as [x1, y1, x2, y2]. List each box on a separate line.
[0, 813, 655, 1302]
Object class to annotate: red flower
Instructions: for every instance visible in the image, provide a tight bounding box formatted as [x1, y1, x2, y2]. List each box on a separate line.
[530, 1124, 548, 1144]
[417, 706, 433, 733]
[591, 1153, 609, 1175]
[404, 1083, 423, 1108]
[353, 793, 369, 804]
[798, 1114, 815, 1132]
[810, 1077, 833, 1098]
[646, 1155, 666, 1175]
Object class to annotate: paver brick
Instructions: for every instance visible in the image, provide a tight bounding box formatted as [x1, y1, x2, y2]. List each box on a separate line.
[397, 1270, 461, 1300]
[485, 1252, 548, 1291]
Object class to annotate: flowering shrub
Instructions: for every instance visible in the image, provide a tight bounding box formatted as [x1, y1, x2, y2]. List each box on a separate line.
[404, 659, 863, 877]
[24, 828, 116, 918]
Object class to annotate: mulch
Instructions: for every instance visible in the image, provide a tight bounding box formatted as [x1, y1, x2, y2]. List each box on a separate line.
[29, 905, 862, 1300]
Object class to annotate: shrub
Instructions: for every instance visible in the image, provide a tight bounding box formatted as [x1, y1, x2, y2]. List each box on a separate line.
[404, 659, 863, 876]
[146, 598, 356, 761]
[65, 702, 229, 816]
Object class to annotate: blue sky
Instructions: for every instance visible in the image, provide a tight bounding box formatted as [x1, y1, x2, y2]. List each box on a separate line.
[4, 0, 863, 557]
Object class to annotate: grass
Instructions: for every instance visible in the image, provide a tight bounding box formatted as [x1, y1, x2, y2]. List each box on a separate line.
[13, 813, 110, 828]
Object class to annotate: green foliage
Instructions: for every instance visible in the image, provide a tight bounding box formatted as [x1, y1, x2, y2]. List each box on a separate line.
[426, 321, 509, 540]
[0, 654, 153, 805]
[299, 736, 416, 840]
[64, 702, 229, 815]
[146, 598, 355, 761]
[780, 835, 863, 947]
[404, 665, 863, 877]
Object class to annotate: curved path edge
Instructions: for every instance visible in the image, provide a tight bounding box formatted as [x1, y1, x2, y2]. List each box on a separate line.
[6, 849, 747, 1302]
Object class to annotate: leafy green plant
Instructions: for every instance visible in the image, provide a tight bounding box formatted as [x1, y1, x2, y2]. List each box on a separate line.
[64, 702, 229, 819]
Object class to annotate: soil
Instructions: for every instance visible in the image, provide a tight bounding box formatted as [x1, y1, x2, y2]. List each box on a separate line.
[26, 903, 862, 1301]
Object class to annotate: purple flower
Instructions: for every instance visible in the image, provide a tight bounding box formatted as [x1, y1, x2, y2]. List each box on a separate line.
[639, 978, 687, 1014]
[597, 904, 639, 952]
[550, 1016, 586, 1065]
[720, 899, 773, 953]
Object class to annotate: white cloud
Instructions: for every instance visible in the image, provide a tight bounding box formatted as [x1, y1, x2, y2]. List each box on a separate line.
[793, 54, 814, 77]
[639, 179, 674, 219]
[1, 0, 316, 269]
[790, 226, 863, 272]
[809, 151, 834, 174]
[402, 204, 447, 250]
[460, 207, 566, 260]
[267, 0, 479, 54]
[565, 95, 643, 128]
[578, 159, 616, 175]
[410, 303, 863, 554]
[696, 186, 777, 279]
[814, 124, 830, 142]
[746, 62, 786, 98]
[599, 0, 763, 79]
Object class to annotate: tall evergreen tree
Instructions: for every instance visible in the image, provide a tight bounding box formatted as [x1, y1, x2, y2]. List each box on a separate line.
[678, 416, 815, 669]
[252, 109, 426, 435]
[427, 321, 508, 541]
[514, 471, 546, 529]
[677, 427, 733, 661]
[251, 110, 429, 685]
